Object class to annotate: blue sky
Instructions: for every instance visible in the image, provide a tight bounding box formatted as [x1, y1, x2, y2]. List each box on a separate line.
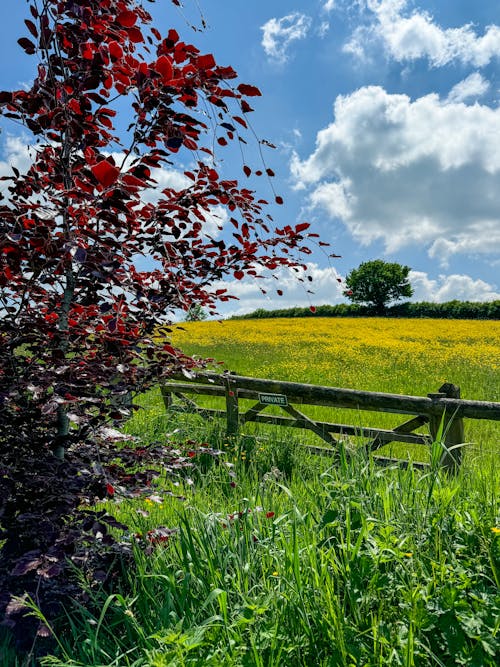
[1, 0, 500, 316]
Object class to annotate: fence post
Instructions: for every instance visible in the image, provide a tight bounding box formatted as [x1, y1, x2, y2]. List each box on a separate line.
[428, 383, 465, 474]
[160, 386, 173, 411]
[224, 376, 239, 436]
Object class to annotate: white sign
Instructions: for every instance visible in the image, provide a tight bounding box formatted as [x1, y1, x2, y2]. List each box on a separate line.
[258, 393, 288, 407]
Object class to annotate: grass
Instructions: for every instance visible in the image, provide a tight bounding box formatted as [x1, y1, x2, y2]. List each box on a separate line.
[3, 317, 500, 666]
[16, 435, 500, 666]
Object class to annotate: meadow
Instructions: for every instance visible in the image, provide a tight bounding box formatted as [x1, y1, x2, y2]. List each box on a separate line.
[162, 317, 500, 466]
[3, 318, 499, 666]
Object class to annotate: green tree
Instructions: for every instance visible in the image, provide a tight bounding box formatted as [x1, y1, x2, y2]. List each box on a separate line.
[344, 260, 413, 314]
[185, 304, 208, 321]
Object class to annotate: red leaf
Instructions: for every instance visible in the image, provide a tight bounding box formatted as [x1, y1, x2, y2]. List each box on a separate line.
[155, 55, 173, 82]
[91, 160, 120, 188]
[198, 53, 216, 69]
[24, 19, 38, 38]
[266, 168, 275, 177]
[106, 483, 115, 496]
[275, 196, 284, 205]
[68, 98, 81, 114]
[127, 27, 144, 43]
[122, 174, 146, 188]
[108, 41, 123, 60]
[233, 115, 247, 128]
[277, 290, 283, 296]
[117, 11, 137, 28]
[295, 222, 310, 233]
[18, 37, 36, 54]
[241, 100, 253, 113]
[217, 137, 227, 146]
[234, 270, 244, 280]
[309, 306, 316, 313]
[168, 29, 179, 43]
[237, 83, 261, 97]
[243, 165, 251, 177]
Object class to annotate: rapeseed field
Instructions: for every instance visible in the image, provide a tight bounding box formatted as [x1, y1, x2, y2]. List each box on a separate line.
[172, 317, 499, 398]
[170, 317, 499, 462]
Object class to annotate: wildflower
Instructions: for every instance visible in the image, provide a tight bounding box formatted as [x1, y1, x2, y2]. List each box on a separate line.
[403, 552, 413, 558]
[266, 511, 275, 519]
[272, 571, 279, 576]
[491, 527, 500, 534]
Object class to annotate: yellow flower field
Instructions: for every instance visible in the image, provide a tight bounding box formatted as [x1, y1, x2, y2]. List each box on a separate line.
[172, 317, 499, 398]
[168, 317, 499, 462]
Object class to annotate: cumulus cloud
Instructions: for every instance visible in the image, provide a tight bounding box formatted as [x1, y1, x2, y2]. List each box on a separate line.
[261, 13, 312, 64]
[213, 263, 344, 317]
[410, 271, 500, 302]
[323, 0, 336, 12]
[291, 86, 500, 257]
[345, 0, 500, 68]
[447, 73, 490, 103]
[0, 135, 35, 186]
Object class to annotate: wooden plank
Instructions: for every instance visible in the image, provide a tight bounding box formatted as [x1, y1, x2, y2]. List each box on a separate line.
[369, 415, 429, 451]
[169, 373, 500, 421]
[282, 404, 337, 446]
[372, 456, 430, 471]
[162, 385, 429, 445]
[160, 385, 173, 410]
[302, 446, 429, 470]
[225, 380, 239, 436]
[171, 408, 428, 445]
[429, 383, 465, 474]
[249, 413, 427, 445]
[172, 392, 200, 411]
[240, 402, 267, 425]
[162, 383, 226, 397]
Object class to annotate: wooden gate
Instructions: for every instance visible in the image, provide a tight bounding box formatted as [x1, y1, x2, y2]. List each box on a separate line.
[161, 373, 500, 473]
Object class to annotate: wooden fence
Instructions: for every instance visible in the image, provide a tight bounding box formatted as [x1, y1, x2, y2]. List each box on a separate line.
[161, 373, 500, 472]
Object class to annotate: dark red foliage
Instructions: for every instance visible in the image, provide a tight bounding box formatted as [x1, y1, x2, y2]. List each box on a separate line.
[0, 0, 315, 653]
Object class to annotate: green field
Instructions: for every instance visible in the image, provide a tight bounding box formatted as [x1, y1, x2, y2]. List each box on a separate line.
[137, 317, 500, 468]
[3, 318, 499, 666]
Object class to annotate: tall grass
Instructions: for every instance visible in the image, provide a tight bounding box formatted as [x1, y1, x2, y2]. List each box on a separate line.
[31, 432, 499, 666]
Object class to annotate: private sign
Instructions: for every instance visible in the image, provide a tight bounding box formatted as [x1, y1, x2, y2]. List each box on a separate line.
[258, 393, 288, 407]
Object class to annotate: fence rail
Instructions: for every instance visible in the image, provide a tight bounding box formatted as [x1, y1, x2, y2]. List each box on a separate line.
[161, 373, 500, 472]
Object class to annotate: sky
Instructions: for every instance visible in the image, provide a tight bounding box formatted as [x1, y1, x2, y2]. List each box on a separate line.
[1, 0, 500, 316]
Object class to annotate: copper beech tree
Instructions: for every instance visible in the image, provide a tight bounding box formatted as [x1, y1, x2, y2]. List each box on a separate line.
[0, 0, 316, 646]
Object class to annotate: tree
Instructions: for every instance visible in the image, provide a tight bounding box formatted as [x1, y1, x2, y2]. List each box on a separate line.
[185, 303, 208, 321]
[344, 260, 413, 314]
[0, 0, 315, 647]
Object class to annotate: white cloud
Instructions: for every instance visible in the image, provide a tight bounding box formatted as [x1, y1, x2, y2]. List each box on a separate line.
[410, 271, 500, 302]
[214, 263, 344, 317]
[318, 21, 331, 38]
[0, 135, 35, 187]
[346, 0, 500, 68]
[447, 73, 490, 103]
[291, 86, 500, 257]
[323, 1, 336, 13]
[261, 13, 312, 64]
